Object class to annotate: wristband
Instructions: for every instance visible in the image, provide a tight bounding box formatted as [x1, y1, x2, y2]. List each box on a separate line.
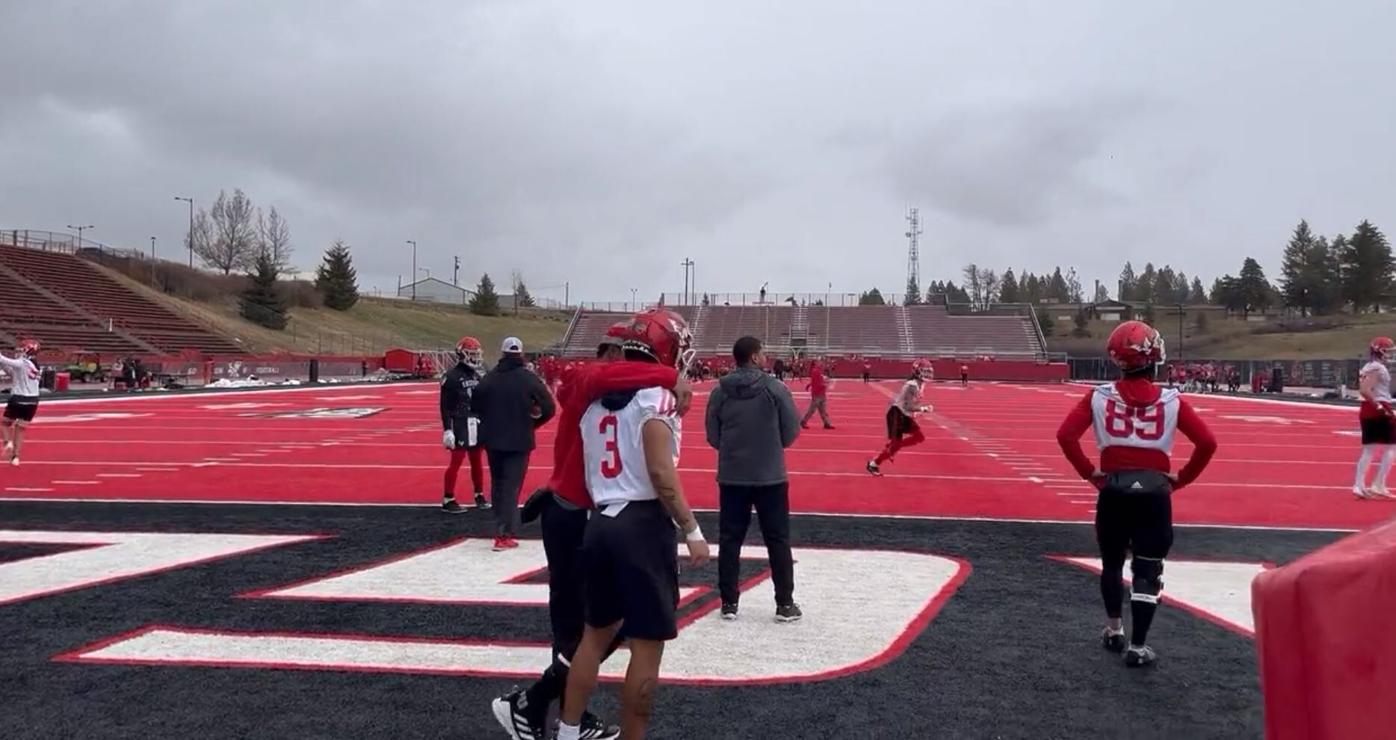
[684, 524, 704, 542]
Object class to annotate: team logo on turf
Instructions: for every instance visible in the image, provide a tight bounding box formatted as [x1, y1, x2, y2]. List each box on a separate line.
[246, 407, 386, 419]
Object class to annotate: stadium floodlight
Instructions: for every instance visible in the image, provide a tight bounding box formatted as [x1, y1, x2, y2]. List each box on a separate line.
[66, 224, 94, 250]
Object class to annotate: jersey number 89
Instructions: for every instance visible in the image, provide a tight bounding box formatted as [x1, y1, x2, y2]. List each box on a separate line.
[1103, 400, 1164, 441]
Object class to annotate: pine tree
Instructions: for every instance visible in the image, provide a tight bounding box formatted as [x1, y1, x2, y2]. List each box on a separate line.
[1280, 220, 1317, 315]
[1238, 257, 1272, 316]
[1047, 267, 1068, 302]
[858, 287, 886, 306]
[514, 276, 536, 308]
[1118, 263, 1137, 303]
[469, 273, 502, 316]
[998, 269, 1020, 303]
[314, 240, 360, 311]
[239, 251, 289, 329]
[1339, 221, 1394, 312]
[1137, 263, 1157, 305]
[1153, 266, 1177, 305]
[904, 274, 921, 305]
[1035, 306, 1055, 337]
[1189, 277, 1208, 304]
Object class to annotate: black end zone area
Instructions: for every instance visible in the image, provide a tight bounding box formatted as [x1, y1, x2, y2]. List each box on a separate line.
[0, 501, 1340, 739]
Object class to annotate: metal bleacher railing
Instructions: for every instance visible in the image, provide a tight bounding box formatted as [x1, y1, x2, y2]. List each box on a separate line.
[0, 229, 147, 261]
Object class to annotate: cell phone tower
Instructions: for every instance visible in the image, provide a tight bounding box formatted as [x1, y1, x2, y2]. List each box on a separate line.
[905, 207, 922, 300]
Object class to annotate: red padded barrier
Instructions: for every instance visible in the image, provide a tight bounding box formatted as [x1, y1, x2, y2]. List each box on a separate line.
[1252, 518, 1396, 740]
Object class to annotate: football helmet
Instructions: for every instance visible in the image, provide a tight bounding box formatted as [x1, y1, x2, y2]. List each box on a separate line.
[1107, 321, 1165, 371]
[454, 336, 484, 369]
[621, 308, 693, 369]
[17, 339, 39, 357]
[1371, 336, 1394, 362]
[598, 320, 633, 351]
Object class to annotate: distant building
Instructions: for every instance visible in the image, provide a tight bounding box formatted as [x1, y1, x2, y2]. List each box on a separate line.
[398, 277, 473, 304]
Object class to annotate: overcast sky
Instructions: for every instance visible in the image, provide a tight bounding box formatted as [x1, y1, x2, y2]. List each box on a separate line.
[3, 1, 1394, 305]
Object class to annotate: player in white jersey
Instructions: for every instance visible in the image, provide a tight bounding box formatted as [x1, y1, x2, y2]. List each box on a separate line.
[1353, 336, 1396, 499]
[559, 309, 709, 740]
[1, 339, 42, 466]
[866, 364, 931, 476]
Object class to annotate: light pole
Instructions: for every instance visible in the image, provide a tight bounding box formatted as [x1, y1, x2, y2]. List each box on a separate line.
[631, 287, 637, 310]
[405, 240, 418, 300]
[174, 196, 194, 267]
[681, 257, 694, 304]
[67, 224, 94, 251]
[150, 236, 156, 259]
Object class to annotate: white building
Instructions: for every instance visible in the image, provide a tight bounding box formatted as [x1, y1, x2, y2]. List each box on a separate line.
[398, 277, 473, 304]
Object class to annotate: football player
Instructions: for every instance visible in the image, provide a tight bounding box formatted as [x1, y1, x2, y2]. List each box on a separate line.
[492, 316, 693, 740]
[557, 309, 709, 740]
[439, 337, 489, 513]
[1056, 321, 1217, 667]
[1353, 336, 1395, 499]
[1, 339, 42, 466]
[866, 364, 931, 476]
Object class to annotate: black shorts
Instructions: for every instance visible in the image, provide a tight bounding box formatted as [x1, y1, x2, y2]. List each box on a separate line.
[3, 396, 38, 423]
[582, 499, 679, 641]
[1360, 416, 1395, 445]
[448, 417, 482, 450]
[885, 407, 919, 440]
[1095, 471, 1174, 561]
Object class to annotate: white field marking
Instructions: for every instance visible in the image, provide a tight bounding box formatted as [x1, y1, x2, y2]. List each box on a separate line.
[1059, 557, 1264, 634]
[229, 453, 267, 458]
[135, 468, 181, 473]
[52, 480, 101, 485]
[0, 496, 1358, 532]
[1027, 477, 1044, 483]
[95, 473, 142, 478]
[5, 487, 53, 492]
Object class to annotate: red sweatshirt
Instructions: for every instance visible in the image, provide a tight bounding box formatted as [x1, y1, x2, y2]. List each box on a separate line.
[808, 365, 826, 397]
[548, 361, 679, 508]
[1056, 376, 1217, 488]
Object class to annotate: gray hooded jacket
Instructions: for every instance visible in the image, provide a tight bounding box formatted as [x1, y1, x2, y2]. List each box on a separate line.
[705, 365, 801, 485]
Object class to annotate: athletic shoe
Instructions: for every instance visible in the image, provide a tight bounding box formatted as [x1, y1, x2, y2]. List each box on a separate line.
[441, 498, 466, 514]
[491, 689, 545, 740]
[775, 603, 803, 623]
[576, 711, 621, 740]
[493, 536, 518, 551]
[721, 602, 739, 621]
[1354, 486, 1376, 500]
[823, 424, 836, 430]
[1371, 486, 1396, 500]
[800, 422, 810, 430]
[866, 460, 882, 477]
[9, 457, 17, 467]
[1124, 645, 1157, 668]
[1101, 627, 1127, 654]
[474, 494, 492, 511]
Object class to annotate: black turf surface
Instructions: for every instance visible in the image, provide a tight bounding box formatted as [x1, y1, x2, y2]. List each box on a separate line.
[0, 502, 1342, 739]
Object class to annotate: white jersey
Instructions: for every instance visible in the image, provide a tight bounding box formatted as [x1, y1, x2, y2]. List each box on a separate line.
[581, 386, 682, 508]
[0, 354, 40, 397]
[1361, 361, 1393, 404]
[893, 380, 922, 415]
[1090, 383, 1182, 454]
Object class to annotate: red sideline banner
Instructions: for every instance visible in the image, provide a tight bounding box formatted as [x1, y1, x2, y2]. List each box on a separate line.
[1252, 518, 1396, 740]
[823, 358, 1067, 382]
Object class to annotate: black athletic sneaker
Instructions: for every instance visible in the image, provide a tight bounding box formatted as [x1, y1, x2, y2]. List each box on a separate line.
[1101, 628, 1126, 654]
[577, 712, 621, 740]
[474, 493, 492, 511]
[442, 497, 466, 514]
[1124, 645, 1157, 668]
[721, 602, 739, 621]
[775, 603, 803, 623]
[866, 460, 882, 477]
[491, 689, 546, 740]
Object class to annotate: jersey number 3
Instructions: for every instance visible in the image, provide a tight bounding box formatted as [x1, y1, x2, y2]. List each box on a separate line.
[1103, 400, 1164, 441]
[598, 415, 622, 478]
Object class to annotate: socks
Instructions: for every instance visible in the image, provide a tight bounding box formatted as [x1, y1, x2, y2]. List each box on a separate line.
[557, 723, 581, 740]
[524, 663, 567, 716]
[1130, 599, 1158, 647]
[1375, 447, 1396, 491]
[1355, 446, 1376, 489]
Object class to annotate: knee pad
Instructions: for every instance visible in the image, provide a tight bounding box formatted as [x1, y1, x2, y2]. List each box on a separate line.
[1130, 557, 1164, 603]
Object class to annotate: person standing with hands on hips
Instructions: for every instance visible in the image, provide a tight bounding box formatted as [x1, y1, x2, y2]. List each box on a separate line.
[472, 337, 555, 551]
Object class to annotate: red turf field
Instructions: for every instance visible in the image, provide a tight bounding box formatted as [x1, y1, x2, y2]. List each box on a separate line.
[2, 380, 1391, 530]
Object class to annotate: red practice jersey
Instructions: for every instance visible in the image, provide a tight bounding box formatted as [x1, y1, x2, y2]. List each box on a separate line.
[1056, 376, 1217, 488]
[808, 365, 826, 397]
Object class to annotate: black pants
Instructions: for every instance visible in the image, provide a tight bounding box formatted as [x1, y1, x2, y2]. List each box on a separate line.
[486, 449, 530, 536]
[540, 495, 588, 657]
[1095, 471, 1174, 618]
[718, 483, 795, 606]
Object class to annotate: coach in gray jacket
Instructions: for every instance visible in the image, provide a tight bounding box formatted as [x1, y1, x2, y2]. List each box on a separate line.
[705, 335, 803, 622]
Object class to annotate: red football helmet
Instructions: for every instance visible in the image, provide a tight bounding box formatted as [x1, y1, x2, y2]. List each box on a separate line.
[1371, 336, 1394, 362]
[454, 336, 483, 368]
[17, 339, 39, 357]
[1107, 321, 1165, 371]
[598, 320, 633, 351]
[621, 308, 693, 369]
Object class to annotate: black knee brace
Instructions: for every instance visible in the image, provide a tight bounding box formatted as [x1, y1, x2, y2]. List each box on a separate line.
[1130, 557, 1164, 604]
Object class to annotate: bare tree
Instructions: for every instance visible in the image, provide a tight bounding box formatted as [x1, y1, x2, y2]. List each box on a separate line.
[980, 268, 1001, 309]
[258, 206, 292, 273]
[962, 264, 983, 310]
[1065, 267, 1085, 304]
[194, 189, 259, 274]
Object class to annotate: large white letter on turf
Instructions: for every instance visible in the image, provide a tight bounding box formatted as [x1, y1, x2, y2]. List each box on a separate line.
[65, 541, 967, 684]
[1054, 556, 1264, 636]
[0, 531, 320, 605]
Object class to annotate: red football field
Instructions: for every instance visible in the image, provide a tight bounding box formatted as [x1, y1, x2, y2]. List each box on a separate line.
[3, 379, 1393, 530]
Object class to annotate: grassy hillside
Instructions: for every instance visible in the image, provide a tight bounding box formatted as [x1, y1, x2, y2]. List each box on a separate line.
[93, 261, 570, 356]
[1047, 311, 1390, 360]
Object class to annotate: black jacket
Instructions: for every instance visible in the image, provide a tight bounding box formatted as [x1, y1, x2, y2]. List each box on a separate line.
[470, 355, 556, 452]
[439, 362, 482, 429]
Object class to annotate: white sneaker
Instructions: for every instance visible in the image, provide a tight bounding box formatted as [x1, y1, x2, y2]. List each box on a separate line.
[1371, 486, 1396, 500]
[1354, 485, 1374, 499]
[9, 457, 18, 467]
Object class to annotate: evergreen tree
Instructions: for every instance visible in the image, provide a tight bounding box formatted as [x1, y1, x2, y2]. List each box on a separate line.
[1173, 272, 1190, 304]
[1118, 262, 1137, 303]
[513, 276, 536, 308]
[1047, 267, 1069, 302]
[1153, 265, 1177, 305]
[1035, 306, 1055, 337]
[1211, 275, 1246, 314]
[858, 287, 886, 306]
[1238, 257, 1272, 316]
[904, 274, 921, 305]
[1339, 220, 1394, 312]
[1189, 277, 1208, 304]
[1021, 273, 1040, 304]
[239, 251, 289, 329]
[469, 273, 502, 316]
[314, 240, 360, 311]
[1137, 263, 1157, 304]
[999, 269, 1020, 303]
[1280, 220, 1318, 315]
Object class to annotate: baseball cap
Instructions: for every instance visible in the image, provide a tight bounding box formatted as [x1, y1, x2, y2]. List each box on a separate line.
[501, 337, 524, 354]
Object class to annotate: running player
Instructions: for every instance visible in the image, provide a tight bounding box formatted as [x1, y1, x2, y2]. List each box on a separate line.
[439, 337, 489, 513]
[960, 363, 969, 388]
[557, 309, 708, 740]
[1056, 321, 1217, 667]
[866, 365, 931, 476]
[1, 339, 42, 466]
[492, 316, 692, 740]
[1353, 336, 1395, 499]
